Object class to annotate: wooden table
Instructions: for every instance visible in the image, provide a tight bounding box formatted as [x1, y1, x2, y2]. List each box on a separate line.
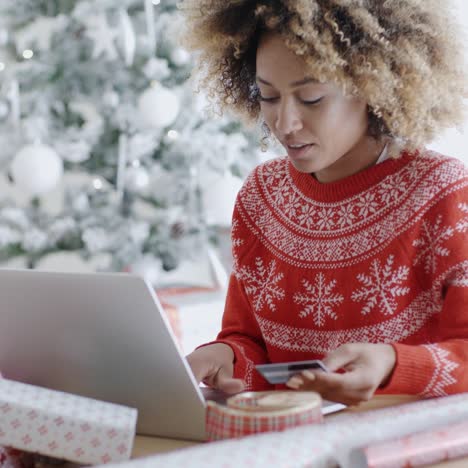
[132, 395, 467, 467]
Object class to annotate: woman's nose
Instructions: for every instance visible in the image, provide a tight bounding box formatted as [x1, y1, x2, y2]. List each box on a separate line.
[275, 99, 303, 135]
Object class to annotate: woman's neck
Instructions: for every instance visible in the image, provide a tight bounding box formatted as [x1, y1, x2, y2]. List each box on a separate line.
[313, 137, 389, 184]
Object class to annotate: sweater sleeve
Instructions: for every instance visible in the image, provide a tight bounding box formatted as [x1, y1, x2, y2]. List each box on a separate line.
[380, 183, 468, 397]
[215, 272, 273, 391]
[199, 185, 273, 391]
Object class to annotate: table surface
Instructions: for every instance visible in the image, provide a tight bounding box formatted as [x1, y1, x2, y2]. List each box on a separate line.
[131, 395, 466, 467]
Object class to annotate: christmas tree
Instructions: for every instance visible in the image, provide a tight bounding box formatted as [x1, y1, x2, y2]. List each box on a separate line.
[0, 0, 262, 280]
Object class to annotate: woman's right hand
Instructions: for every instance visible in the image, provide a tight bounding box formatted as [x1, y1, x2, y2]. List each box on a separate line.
[186, 343, 245, 394]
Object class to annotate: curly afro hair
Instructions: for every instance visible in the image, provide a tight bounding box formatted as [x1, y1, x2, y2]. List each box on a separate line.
[179, 0, 467, 153]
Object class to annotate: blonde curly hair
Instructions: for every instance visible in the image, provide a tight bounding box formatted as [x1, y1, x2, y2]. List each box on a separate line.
[179, 0, 467, 152]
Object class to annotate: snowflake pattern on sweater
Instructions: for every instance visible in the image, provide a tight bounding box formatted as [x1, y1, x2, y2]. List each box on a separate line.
[216, 150, 468, 396]
[351, 255, 410, 316]
[294, 273, 343, 326]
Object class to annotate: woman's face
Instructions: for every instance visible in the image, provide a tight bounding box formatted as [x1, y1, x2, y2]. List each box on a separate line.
[256, 33, 381, 182]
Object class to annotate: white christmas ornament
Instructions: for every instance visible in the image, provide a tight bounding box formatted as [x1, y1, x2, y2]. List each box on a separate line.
[125, 166, 150, 192]
[170, 47, 191, 66]
[131, 255, 162, 286]
[202, 172, 243, 227]
[138, 83, 180, 128]
[11, 144, 64, 196]
[85, 13, 119, 61]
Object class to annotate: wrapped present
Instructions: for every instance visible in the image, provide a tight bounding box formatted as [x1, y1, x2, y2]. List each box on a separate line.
[206, 391, 323, 441]
[0, 379, 137, 466]
[94, 393, 468, 468]
[350, 420, 468, 468]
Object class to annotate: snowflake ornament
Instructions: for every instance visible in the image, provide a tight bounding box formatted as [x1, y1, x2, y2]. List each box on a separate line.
[294, 273, 344, 327]
[238, 258, 285, 313]
[85, 13, 119, 61]
[351, 255, 410, 316]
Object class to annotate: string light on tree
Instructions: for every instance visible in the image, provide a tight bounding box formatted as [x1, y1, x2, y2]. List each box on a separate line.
[92, 178, 104, 191]
[22, 49, 34, 59]
[166, 129, 179, 141]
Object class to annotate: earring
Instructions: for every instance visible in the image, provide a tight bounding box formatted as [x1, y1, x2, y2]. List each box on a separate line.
[260, 122, 271, 152]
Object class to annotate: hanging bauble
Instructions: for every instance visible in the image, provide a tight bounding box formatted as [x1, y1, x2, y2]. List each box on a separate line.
[137, 83, 180, 129]
[125, 166, 150, 192]
[170, 47, 190, 66]
[130, 255, 162, 286]
[10, 143, 63, 196]
[202, 172, 244, 227]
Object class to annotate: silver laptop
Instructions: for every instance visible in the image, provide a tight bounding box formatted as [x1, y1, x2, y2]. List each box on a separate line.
[0, 269, 344, 441]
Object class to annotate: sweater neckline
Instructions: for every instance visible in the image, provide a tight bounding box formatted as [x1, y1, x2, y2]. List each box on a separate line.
[287, 150, 416, 202]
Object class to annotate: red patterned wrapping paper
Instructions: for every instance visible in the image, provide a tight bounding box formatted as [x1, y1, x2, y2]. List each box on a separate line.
[351, 420, 468, 468]
[0, 379, 137, 466]
[206, 391, 323, 441]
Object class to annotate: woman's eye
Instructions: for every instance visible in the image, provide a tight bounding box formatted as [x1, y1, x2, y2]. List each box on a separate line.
[259, 96, 279, 103]
[259, 96, 324, 105]
[302, 97, 323, 105]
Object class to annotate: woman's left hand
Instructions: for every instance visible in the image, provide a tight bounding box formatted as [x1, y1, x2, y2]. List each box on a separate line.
[286, 343, 396, 406]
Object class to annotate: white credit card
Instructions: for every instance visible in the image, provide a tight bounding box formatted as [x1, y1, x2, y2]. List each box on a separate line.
[256, 360, 329, 384]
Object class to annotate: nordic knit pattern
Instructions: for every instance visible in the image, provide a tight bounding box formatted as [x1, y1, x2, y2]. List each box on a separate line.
[215, 150, 468, 396]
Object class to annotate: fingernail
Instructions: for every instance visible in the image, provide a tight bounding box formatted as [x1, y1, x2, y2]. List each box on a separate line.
[302, 370, 316, 380]
[286, 377, 301, 389]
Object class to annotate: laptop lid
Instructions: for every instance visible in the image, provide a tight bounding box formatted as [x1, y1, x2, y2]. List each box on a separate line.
[0, 269, 207, 441]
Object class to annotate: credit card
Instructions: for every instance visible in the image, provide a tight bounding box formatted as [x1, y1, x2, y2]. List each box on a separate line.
[256, 360, 329, 384]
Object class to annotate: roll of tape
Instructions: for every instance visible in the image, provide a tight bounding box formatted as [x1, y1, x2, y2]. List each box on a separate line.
[206, 391, 322, 441]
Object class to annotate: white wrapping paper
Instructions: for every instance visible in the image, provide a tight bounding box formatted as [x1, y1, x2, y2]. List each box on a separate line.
[95, 393, 468, 468]
[0, 379, 137, 465]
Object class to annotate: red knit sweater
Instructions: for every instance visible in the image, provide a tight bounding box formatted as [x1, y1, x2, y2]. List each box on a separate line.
[214, 149, 468, 396]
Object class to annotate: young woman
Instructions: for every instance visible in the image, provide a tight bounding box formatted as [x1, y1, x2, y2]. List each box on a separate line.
[179, 0, 468, 405]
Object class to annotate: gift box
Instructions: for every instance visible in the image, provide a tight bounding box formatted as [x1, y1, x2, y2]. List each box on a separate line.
[0, 379, 137, 466]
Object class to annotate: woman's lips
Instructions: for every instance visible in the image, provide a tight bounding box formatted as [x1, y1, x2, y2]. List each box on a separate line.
[286, 144, 315, 160]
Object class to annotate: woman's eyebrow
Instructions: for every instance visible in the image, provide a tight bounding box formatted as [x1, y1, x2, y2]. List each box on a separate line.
[256, 76, 318, 87]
